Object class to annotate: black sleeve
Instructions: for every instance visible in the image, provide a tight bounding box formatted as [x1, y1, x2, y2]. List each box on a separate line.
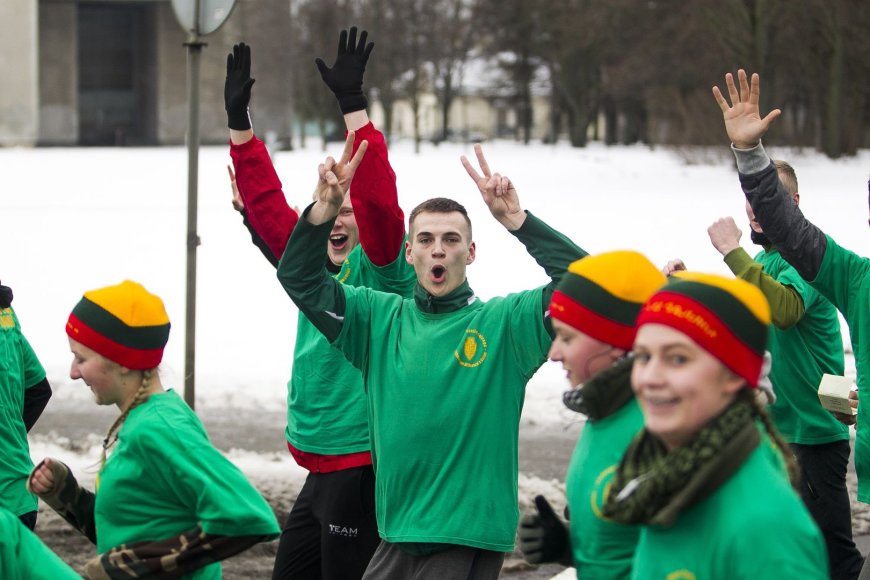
[23, 377, 52, 432]
[242, 211, 280, 268]
[739, 162, 827, 281]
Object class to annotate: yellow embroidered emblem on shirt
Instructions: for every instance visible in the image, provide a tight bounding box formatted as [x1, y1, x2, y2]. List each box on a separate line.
[0, 308, 15, 329]
[590, 464, 617, 519]
[455, 330, 488, 368]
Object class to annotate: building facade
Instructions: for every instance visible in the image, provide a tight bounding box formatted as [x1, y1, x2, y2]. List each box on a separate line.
[2, 0, 293, 146]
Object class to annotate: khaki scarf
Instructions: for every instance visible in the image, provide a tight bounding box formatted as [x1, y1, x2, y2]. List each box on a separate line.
[602, 396, 759, 527]
[563, 356, 634, 421]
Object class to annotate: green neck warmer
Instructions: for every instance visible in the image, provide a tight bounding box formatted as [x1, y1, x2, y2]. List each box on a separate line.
[414, 280, 475, 314]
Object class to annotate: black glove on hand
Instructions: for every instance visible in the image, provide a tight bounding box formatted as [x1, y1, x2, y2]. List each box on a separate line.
[518, 495, 571, 566]
[0, 282, 12, 308]
[225, 43, 255, 130]
[314, 27, 374, 114]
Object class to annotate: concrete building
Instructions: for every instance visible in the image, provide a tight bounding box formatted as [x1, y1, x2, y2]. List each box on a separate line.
[2, 0, 293, 147]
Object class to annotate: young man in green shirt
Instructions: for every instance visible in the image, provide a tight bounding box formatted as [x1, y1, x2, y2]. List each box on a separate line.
[665, 161, 861, 577]
[225, 31, 417, 578]
[277, 140, 584, 578]
[713, 69, 869, 578]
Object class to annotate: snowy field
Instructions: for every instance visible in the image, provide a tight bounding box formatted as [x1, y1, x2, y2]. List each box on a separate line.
[5, 137, 866, 409]
[3, 137, 868, 576]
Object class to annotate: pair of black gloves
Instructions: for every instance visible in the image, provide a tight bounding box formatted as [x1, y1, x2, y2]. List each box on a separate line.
[224, 27, 375, 131]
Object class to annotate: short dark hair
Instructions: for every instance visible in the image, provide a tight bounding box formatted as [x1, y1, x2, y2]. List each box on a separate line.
[408, 197, 473, 238]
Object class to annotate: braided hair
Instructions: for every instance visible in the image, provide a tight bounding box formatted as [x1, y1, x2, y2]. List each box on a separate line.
[99, 369, 154, 470]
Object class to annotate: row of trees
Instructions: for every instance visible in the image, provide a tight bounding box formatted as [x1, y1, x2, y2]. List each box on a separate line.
[288, 0, 869, 157]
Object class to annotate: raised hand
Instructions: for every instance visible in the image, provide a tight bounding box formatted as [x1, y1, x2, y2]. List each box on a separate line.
[461, 144, 526, 230]
[315, 27, 374, 114]
[225, 43, 255, 130]
[662, 259, 688, 277]
[707, 216, 742, 256]
[312, 131, 369, 213]
[712, 69, 780, 149]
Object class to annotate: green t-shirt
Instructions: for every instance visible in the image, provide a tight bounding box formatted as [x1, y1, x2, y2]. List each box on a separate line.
[334, 285, 552, 551]
[631, 445, 827, 579]
[0, 307, 45, 516]
[566, 397, 642, 579]
[286, 244, 415, 454]
[0, 507, 80, 580]
[754, 248, 848, 444]
[95, 390, 279, 578]
[808, 235, 870, 501]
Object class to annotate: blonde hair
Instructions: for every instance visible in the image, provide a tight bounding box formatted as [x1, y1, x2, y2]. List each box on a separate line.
[773, 159, 798, 196]
[99, 369, 154, 469]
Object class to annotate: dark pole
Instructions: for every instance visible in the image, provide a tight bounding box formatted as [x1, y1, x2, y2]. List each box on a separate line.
[183, 22, 204, 410]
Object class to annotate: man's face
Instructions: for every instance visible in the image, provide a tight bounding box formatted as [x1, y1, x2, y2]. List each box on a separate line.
[405, 211, 475, 297]
[745, 174, 799, 235]
[326, 194, 359, 266]
[744, 200, 763, 234]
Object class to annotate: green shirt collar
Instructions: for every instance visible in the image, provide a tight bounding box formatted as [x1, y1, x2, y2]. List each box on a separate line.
[414, 280, 475, 313]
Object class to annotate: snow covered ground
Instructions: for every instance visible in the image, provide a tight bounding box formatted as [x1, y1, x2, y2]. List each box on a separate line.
[4, 137, 867, 577]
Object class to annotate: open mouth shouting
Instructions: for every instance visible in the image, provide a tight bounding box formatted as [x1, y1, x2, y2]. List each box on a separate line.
[329, 233, 349, 252]
[430, 264, 447, 284]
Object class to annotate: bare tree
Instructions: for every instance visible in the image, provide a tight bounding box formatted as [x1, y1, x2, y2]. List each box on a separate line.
[423, 0, 475, 143]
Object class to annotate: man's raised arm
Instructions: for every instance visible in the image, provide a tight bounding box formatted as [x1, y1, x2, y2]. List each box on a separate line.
[225, 42, 300, 262]
[316, 27, 404, 266]
[277, 133, 368, 342]
[461, 144, 586, 316]
[713, 69, 827, 281]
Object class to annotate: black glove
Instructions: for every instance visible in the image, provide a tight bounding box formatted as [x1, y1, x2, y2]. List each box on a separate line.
[0, 282, 12, 308]
[314, 27, 374, 114]
[225, 43, 255, 130]
[518, 495, 571, 566]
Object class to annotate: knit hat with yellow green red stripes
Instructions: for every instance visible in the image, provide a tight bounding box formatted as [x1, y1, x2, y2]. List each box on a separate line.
[549, 251, 667, 350]
[635, 272, 770, 387]
[66, 280, 170, 370]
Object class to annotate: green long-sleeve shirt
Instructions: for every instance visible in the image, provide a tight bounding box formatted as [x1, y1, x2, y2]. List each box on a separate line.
[278, 209, 584, 550]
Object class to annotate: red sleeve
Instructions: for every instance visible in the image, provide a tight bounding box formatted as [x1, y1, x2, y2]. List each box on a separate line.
[349, 122, 405, 267]
[229, 136, 299, 261]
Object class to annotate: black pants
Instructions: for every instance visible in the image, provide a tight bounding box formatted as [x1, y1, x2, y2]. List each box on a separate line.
[18, 511, 36, 531]
[792, 440, 864, 580]
[272, 465, 380, 580]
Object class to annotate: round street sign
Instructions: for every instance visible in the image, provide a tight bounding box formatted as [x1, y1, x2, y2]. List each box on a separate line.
[171, 0, 236, 35]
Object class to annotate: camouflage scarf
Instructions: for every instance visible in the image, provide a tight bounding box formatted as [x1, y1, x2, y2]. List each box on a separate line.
[602, 396, 758, 527]
[562, 356, 634, 421]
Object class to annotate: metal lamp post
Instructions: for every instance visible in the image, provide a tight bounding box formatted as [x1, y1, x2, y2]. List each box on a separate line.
[170, 0, 236, 409]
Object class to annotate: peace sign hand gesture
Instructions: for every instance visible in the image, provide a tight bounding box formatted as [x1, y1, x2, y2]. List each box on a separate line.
[307, 131, 368, 225]
[461, 144, 526, 231]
